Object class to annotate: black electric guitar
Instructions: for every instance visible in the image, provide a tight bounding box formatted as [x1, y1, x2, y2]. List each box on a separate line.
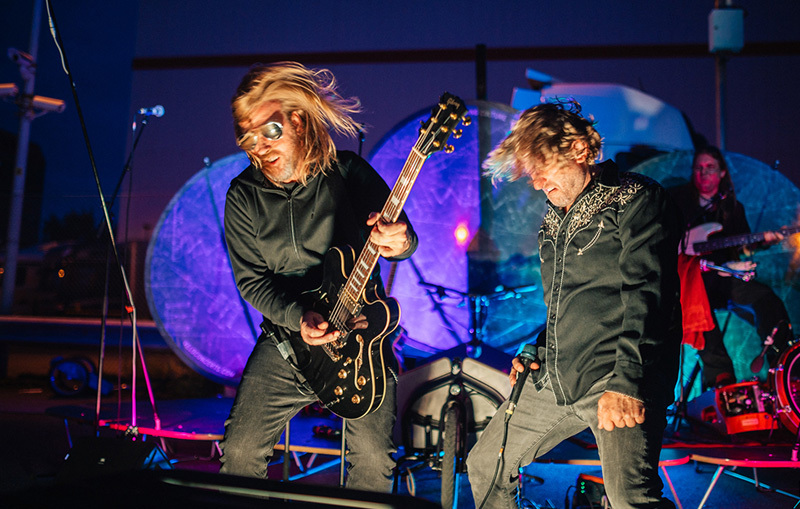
[292, 93, 469, 419]
[683, 222, 800, 256]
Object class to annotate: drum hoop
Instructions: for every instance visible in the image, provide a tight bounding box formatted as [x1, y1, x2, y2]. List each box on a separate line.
[772, 341, 800, 433]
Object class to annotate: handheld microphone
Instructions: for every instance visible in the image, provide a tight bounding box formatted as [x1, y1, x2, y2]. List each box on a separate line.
[505, 344, 538, 421]
[138, 105, 165, 117]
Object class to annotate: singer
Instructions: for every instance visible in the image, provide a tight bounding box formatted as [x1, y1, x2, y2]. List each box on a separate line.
[467, 100, 683, 509]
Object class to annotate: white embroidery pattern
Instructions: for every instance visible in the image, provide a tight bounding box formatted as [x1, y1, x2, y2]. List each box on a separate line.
[541, 173, 649, 242]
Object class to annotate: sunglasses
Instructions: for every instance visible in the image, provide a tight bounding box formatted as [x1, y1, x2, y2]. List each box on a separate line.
[237, 121, 283, 151]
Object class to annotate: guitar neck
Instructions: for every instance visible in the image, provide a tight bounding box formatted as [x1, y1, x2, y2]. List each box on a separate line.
[335, 92, 467, 316]
[340, 150, 427, 309]
[694, 225, 800, 253]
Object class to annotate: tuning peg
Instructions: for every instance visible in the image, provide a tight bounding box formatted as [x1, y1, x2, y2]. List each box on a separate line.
[444, 145, 455, 153]
[453, 129, 463, 139]
[461, 116, 472, 126]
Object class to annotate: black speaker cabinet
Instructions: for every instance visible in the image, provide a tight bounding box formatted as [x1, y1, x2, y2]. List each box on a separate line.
[57, 436, 171, 483]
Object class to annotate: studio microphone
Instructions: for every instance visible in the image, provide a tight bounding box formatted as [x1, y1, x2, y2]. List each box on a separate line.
[138, 105, 165, 117]
[505, 344, 538, 421]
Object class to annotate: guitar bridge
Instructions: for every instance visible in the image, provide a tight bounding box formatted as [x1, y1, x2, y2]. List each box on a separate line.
[322, 340, 344, 362]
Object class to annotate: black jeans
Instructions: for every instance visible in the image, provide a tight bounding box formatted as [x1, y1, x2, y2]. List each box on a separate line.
[219, 334, 397, 491]
[467, 374, 675, 509]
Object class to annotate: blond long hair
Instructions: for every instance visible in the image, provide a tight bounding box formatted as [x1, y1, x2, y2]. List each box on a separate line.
[232, 62, 362, 184]
[483, 100, 602, 182]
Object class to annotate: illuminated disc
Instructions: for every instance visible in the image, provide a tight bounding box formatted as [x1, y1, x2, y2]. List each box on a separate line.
[145, 152, 260, 385]
[369, 101, 548, 355]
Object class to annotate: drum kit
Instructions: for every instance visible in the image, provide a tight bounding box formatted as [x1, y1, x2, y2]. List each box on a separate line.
[393, 282, 536, 509]
[689, 340, 800, 438]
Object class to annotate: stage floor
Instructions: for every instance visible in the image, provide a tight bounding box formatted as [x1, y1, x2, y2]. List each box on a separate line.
[3, 380, 799, 509]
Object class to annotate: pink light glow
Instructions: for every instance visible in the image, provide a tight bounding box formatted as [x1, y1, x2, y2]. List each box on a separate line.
[455, 222, 470, 246]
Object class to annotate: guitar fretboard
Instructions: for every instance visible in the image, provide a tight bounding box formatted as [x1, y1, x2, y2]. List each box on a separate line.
[693, 225, 800, 253]
[328, 93, 466, 330]
[334, 149, 427, 324]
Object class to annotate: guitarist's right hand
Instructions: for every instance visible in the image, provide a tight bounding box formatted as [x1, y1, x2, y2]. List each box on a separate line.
[300, 310, 369, 346]
[300, 310, 341, 346]
[720, 260, 756, 278]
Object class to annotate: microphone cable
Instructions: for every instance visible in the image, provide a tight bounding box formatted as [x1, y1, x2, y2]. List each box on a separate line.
[476, 344, 538, 509]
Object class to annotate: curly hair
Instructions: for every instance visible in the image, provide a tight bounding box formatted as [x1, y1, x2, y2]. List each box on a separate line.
[482, 99, 602, 182]
[231, 61, 362, 184]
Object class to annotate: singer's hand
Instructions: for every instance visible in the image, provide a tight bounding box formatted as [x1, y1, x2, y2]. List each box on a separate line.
[509, 356, 540, 387]
[597, 391, 645, 431]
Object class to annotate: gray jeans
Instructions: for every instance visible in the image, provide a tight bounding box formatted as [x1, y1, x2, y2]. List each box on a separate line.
[219, 334, 397, 492]
[466, 375, 674, 509]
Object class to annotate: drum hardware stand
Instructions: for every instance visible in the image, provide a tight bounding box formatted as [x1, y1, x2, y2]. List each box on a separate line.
[44, 1, 161, 440]
[670, 351, 703, 436]
[415, 271, 537, 359]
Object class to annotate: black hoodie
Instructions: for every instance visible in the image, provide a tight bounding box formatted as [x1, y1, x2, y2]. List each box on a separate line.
[223, 150, 417, 332]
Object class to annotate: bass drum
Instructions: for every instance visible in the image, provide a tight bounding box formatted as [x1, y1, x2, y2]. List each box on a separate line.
[773, 341, 800, 434]
[145, 152, 261, 386]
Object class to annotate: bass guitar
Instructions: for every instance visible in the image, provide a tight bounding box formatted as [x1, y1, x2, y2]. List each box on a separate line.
[682, 222, 800, 256]
[292, 93, 469, 419]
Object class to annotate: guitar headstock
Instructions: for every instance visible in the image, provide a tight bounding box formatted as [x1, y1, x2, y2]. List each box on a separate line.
[416, 92, 469, 156]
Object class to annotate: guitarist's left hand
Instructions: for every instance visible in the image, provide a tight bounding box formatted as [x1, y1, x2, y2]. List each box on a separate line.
[763, 230, 785, 244]
[367, 212, 411, 258]
[743, 229, 784, 256]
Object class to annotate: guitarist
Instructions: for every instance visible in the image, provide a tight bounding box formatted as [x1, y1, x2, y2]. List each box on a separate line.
[669, 144, 792, 390]
[219, 62, 417, 491]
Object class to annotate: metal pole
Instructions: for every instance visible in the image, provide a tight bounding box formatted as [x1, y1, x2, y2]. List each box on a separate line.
[715, 53, 727, 151]
[1, 0, 43, 314]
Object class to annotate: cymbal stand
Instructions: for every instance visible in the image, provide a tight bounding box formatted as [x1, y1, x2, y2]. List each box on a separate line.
[670, 350, 702, 436]
[417, 276, 537, 357]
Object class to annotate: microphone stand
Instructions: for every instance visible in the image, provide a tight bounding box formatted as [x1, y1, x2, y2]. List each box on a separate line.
[45, 1, 159, 438]
[96, 114, 162, 436]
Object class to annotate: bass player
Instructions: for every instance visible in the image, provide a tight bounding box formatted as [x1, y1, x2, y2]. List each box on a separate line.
[670, 144, 792, 390]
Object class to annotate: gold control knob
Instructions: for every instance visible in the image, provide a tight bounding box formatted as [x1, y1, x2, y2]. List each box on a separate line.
[357, 375, 367, 388]
[351, 394, 361, 404]
[338, 369, 347, 379]
[334, 386, 343, 396]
